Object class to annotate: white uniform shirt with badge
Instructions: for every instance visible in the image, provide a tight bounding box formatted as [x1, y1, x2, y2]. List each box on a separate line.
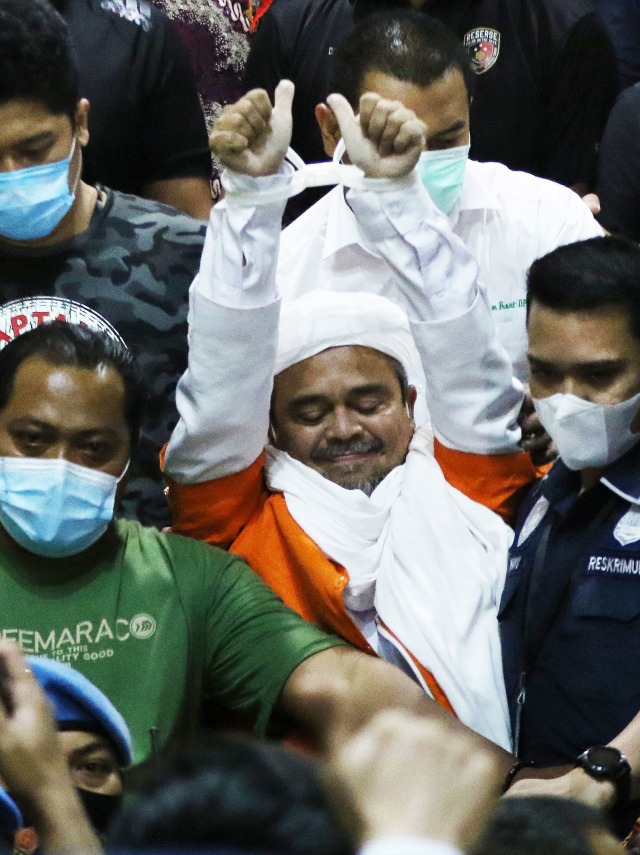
[277, 159, 603, 382]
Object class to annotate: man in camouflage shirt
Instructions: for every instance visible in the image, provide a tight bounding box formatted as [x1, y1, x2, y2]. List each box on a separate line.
[0, 0, 206, 527]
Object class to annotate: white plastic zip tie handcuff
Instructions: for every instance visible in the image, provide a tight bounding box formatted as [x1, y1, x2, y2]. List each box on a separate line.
[222, 141, 412, 206]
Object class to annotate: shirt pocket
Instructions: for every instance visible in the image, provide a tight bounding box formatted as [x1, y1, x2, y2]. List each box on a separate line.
[573, 572, 640, 622]
[568, 573, 640, 702]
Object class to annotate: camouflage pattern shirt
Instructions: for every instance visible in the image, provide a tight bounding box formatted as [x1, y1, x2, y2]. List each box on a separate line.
[0, 187, 206, 528]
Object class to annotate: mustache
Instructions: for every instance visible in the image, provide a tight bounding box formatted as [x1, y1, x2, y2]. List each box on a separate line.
[310, 437, 384, 463]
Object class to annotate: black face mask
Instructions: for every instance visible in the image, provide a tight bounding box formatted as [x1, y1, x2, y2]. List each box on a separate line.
[76, 788, 123, 836]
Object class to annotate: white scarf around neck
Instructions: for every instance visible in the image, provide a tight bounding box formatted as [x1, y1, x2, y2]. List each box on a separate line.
[265, 426, 513, 750]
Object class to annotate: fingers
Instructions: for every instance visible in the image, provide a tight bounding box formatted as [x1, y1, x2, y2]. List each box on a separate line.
[581, 192, 601, 216]
[325, 710, 502, 850]
[273, 79, 295, 114]
[392, 117, 428, 154]
[210, 88, 273, 158]
[0, 641, 39, 721]
[326, 92, 357, 142]
[517, 401, 557, 464]
[359, 93, 426, 156]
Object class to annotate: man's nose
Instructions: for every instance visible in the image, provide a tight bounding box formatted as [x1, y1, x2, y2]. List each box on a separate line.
[325, 406, 364, 440]
[558, 376, 590, 400]
[42, 444, 72, 461]
[0, 156, 24, 173]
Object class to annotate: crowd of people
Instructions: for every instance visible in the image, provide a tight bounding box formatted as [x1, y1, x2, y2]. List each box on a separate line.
[0, 0, 640, 853]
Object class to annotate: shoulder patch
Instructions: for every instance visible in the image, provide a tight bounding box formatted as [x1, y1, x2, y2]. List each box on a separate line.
[99, 0, 152, 31]
[463, 28, 500, 74]
[517, 495, 550, 547]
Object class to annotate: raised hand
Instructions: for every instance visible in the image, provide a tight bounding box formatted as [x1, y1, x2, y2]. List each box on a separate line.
[0, 642, 101, 855]
[324, 709, 502, 852]
[209, 80, 294, 177]
[327, 92, 427, 179]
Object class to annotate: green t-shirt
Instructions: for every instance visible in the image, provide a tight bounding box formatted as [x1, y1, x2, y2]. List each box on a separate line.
[0, 519, 341, 764]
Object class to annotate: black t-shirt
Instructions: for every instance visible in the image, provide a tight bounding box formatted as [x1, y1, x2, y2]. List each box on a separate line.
[244, 0, 619, 219]
[0, 189, 206, 528]
[597, 82, 640, 239]
[52, 0, 212, 195]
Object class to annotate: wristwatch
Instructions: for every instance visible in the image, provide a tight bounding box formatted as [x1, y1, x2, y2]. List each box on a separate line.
[575, 746, 631, 808]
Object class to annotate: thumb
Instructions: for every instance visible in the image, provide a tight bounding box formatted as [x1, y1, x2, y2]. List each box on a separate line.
[326, 93, 357, 141]
[273, 79, 295, 113]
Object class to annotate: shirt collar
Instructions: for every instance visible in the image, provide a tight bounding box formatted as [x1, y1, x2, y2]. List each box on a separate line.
[324, 160, 502, 260]
[541, 441, 640, 506]
[323, 185, 365, 259]
[600, 440, 640, 503]
[456, 160, 502, 213]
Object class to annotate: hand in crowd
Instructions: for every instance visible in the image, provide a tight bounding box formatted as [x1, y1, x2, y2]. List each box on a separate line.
[324, 709, 503, 853]
[209, 79, 294, 177]
[518, 388, 557, 466]
[505, 766, 616, 812]
[0, 641, 101, 855]
[581, 193, 601, 216]
[327, 91, 427, 179]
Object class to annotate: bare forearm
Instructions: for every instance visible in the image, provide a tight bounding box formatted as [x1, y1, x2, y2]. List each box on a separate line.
[609, 711, 640, 801]
[279, 647, 514, 773]
[142, 176, 213, 221]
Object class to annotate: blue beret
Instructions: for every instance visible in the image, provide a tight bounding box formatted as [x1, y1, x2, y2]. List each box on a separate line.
[27, 657, 133, 767]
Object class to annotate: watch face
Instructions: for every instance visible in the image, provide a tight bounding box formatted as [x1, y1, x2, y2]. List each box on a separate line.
[586, 746, 622, 772]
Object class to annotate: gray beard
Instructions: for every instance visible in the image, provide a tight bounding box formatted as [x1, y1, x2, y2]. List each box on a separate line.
[325, 469, 388, 497]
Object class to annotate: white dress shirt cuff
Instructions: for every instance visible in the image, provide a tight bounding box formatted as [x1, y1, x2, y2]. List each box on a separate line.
[197, 168, 292, 309]
[359, 837, 463, 855]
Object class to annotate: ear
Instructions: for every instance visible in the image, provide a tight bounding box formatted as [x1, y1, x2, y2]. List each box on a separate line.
[406, 385, 418, 420]
[315, 102, 341, 158]
[268, 420, 279, 447]
[74, 98, 90, 148]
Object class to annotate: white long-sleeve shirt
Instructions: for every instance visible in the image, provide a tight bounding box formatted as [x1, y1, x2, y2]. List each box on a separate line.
[164, 166, 523, 485]
[277, 160, 603, 381]
[359, 839, 462, 855]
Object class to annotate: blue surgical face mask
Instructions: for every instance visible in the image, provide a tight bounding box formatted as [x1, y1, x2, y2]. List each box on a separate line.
[0, 137, 77, 241]
[0, 456, 128, 558]
[417, 143, 470, 215]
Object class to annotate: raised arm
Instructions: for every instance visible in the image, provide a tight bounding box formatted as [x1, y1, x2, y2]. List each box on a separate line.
[0, 642, 101, 855]
[164, 83, 295, 485]
[328, 92, 523, 455]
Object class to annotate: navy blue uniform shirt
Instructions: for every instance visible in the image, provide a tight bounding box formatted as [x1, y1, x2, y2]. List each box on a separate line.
[500, 440, 640, 766]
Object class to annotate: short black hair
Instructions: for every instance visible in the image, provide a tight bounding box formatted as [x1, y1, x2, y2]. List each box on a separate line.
[110, 733, 353, 855]
[527, 235, 640, 341]
[330, 10, 474, 109]
[473, 796, 609, 855]
[0, 0, 79, 120]
[0, 322, 147, 447]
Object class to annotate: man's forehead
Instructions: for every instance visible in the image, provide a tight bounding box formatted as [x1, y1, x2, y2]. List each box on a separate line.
[1, 355, 128, 429]
[274, 345, 401, 400]
[359, 67, 469, 129]
[57, 730, 117, 757]
[527, 302, 640, 365]
[0, 98, 71, 145]
[281, 344, 397, 375]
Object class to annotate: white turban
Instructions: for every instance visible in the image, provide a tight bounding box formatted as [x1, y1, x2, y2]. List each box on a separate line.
[275, 290, 417, 376]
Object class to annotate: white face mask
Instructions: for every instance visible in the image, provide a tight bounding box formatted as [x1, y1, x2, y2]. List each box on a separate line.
[533, 391, 640, 471]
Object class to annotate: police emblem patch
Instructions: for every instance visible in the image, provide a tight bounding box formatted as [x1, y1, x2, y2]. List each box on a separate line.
[613, 506, 640, 547]
[463, 28, 501, 75]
